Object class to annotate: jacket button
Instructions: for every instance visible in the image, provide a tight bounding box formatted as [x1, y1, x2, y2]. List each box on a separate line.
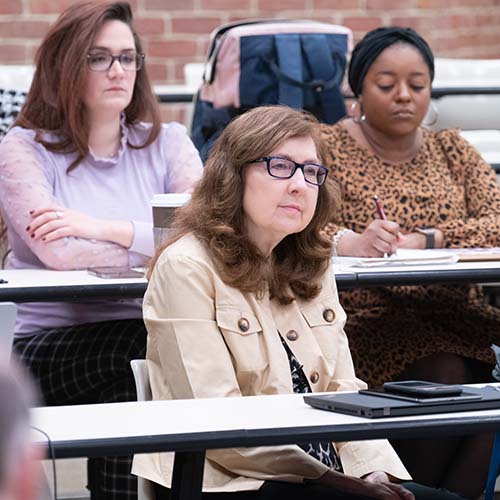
[238, 317, 250, 332]
[286, 330, 298, 341]
[323, 308, 335, 322]
[310, 371, 320, 384]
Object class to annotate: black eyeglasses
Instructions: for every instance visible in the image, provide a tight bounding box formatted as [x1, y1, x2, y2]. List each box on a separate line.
[249, 156, 328, 186]
[87, 51, 145, 72]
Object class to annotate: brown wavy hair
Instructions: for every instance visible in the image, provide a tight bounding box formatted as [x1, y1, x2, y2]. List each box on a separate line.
[14, 1, 161, 172]
[151, 105, 340, 305]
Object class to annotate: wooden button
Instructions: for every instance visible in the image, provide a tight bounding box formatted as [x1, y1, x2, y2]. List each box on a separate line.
[286, 330, 298, 341]
[238, 317, 250, 332]
[323, 308, 335, 322]
[310, 371, 320, 384]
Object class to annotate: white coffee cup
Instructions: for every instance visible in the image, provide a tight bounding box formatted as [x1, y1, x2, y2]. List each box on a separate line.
[151, 193, 191, 248]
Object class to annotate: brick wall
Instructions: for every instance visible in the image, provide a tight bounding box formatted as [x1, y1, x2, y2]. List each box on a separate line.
[1, 0, 500, 122]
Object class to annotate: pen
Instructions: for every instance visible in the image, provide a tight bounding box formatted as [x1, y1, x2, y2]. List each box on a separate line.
[373, 195, 396, 257]
[373, 195, 386, 220]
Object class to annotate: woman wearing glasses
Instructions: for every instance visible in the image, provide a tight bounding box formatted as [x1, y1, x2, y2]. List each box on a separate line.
[0, 2, 202, 499]
[133, 106, 461, 500]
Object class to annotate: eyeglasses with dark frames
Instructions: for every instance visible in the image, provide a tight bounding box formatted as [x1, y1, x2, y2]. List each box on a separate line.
[87, 51, 145, 72]
[248, 156, 328, 186]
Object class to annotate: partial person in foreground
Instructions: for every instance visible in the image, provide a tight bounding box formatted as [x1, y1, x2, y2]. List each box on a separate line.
[0, 356, 43, 500]
[321, 26, 499, 498]
[0, 2, 202, 499]
[133, 105, 462, 500]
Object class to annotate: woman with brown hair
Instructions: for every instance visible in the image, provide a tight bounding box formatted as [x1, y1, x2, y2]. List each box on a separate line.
[133, 105, 461, 500]
[0, 2, 202, 499]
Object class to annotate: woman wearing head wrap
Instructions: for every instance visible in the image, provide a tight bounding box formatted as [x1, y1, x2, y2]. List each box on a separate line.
[321, 26, 500, 499]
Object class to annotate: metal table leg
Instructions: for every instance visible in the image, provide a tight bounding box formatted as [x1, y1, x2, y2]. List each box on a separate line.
[171, 450, 206, 500]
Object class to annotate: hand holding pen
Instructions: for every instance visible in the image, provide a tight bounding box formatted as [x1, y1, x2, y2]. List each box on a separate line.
[372, 195, 402, 257]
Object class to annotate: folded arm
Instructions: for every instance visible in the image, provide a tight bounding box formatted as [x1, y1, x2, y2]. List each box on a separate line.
[0, 131, 132, 269]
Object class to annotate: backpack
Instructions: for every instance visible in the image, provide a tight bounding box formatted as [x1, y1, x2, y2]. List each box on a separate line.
[191, 19, 353, 161]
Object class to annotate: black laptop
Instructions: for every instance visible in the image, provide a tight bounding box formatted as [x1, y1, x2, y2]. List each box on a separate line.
[303, 385, 500, 418]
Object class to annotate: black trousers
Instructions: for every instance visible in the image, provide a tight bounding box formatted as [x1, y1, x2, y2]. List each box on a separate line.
[14, 318, 147, 500]
[154, 481, 466, 500]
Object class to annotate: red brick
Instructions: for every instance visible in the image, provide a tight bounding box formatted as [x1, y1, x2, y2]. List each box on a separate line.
[171, 16, 222, 34]
[144, 0, 194, 10]
[257, 0, 307, 10]
[305, 15, 339, 24]
[341, 16, 383, 32]
[0, 44, 27, 63]
[313, 0, 360, 9]
[389, 16, 421, 29]
[367, 0, 413, 9]
[419, 0, 495, 6]
[0, 0, 22, 14]
[201, 0, 251, 9]
[417, 0, 451, 7]
[159, 103, 189, 125]
[149, 40, 197, 58]
[197, 39, 210, 58]
[145, 62, 168, 82]
[476, 13, 500, 27]
[29, 0, 77, 14]
[28, 0, 140, 14]
[0, 21, 51, 38]
[135, 17, 165, 36]
[227, 15, 257, 24]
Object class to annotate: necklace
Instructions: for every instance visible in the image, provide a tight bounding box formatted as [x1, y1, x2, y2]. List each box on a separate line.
[358, 121, 422, 164]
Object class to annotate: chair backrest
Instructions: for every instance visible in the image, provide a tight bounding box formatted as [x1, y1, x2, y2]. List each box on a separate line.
[0, 302, 16, 358]
[459, 130, 500, 168]
[431, 57, 500, 131]
[0, 65, 35, 93]
[130, 359, 154, 500]
[130, 359, 152, 402]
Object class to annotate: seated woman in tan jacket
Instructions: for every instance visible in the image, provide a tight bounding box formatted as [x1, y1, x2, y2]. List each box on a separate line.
[133, 106, 462, 500]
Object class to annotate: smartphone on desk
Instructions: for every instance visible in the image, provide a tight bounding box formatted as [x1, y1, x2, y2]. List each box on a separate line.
[87, 266, 144, 279]
[382, 380, 463, 398]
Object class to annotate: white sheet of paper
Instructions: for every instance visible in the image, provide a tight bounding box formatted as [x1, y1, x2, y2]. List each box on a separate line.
[340, 249, 459, 268]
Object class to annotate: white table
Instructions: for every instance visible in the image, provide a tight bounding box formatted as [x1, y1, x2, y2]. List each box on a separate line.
[0, 268, 359, 301]
[0, 268, 148, 302]
[32, 392, 500, 500]
[3, 259, 500, 302]
[336, 256, 500, 289]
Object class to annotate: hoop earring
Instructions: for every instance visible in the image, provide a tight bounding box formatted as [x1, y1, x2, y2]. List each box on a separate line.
[423, 101, 439, 127]
[351, 100, 366, 124]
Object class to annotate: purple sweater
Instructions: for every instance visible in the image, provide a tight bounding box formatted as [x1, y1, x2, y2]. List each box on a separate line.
[0, 120, 203, 334]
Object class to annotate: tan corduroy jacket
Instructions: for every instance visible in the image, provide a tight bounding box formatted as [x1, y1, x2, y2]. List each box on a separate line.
[132, 234, 411, 492]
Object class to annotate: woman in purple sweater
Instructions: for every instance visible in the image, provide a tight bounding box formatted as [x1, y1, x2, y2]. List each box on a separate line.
[0, 2, 202, 499]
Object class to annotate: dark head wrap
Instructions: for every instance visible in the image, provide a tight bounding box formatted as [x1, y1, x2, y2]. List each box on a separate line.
[348, 26, 434, 97]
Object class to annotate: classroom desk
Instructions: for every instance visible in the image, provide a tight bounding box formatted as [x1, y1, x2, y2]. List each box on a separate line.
[0, 268, 354, 301]
[335, 258, 500, 289]
[3, 260, 500, 301]
[0, 268, 148, 302]
[32, 391, 500, 500]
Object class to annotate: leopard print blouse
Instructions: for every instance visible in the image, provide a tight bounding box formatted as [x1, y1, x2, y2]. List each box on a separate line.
[321, 122, 499, 387]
